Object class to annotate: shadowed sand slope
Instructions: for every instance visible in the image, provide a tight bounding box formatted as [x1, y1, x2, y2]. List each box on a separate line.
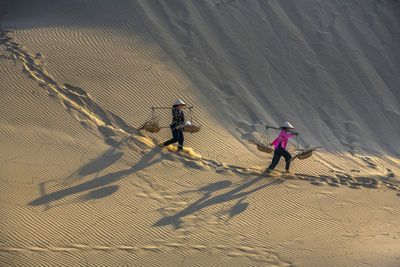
[1, 0, 400, 266]
[132, 0, 400, 155]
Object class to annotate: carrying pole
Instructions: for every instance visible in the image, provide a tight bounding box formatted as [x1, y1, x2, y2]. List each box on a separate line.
[266, 125, 297, 134]
[189, 107, 193, 123]
[151, 106, 194, 110]
[151, 107, 156, 123]
[265, 126, 270, 144]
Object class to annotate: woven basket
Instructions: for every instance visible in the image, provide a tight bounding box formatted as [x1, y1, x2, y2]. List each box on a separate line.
[298, 151, 312, 159]
[257, 144, 273, 153]
[247, 140, 273, 153]
[144, 123, 160, 133]
[183, 125, 201, 133]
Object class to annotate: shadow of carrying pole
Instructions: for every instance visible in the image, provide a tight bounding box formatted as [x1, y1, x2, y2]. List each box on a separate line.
[154, 175, 282, 228]
[28, 146, 162, 206]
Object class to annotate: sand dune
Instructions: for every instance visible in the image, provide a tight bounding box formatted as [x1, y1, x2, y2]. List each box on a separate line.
[1, 0, 400, 266]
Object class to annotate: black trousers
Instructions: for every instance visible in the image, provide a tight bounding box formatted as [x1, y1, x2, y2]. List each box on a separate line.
[268, 145, 292, 171]
[163, 125, 184, 150]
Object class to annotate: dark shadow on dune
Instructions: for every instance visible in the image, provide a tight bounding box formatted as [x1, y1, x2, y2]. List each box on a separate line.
[154, 172, 400, 228]
[81, 185, 119, 201]
[29, 169, 131, 206]
[28, 146, 162, 206]
[180, 180, 232, 195]
[78, 150, 123, 177]
[154, 175, 282, 228]
[61, 140, 127, 186]
[199, 180, 233, 192]
[229, 198, 249, 218]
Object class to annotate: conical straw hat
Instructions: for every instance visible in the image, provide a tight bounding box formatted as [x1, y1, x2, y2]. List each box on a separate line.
[280, 121, 294, 129]
[173, 99, 186, 106]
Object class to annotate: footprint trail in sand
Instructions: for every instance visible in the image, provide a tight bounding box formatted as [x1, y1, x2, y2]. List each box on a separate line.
[0, 29, 148, 148]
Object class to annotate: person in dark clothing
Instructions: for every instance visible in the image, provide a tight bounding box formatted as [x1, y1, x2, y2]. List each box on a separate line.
[267, 121, 298, 172]
[160, 99, 186, 151]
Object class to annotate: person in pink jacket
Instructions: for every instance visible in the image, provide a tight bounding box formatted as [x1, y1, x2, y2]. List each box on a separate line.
[267, 121, 298, 172]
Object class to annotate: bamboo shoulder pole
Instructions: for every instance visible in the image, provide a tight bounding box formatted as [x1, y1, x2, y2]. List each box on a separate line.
[151, 106, 194, 110]
[266, 125, 297, 134]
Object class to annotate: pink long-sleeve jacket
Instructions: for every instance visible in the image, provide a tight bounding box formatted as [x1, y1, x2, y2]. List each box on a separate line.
[271, 130, 293, 149]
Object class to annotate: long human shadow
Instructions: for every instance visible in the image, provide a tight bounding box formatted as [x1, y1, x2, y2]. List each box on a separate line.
[154, 175, 282, 228]
[61, 146, 124, 185]
[28, 146, 162, 206]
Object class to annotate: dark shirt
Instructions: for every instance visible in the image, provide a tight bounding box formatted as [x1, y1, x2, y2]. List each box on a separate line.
[171, 107, 185, 127]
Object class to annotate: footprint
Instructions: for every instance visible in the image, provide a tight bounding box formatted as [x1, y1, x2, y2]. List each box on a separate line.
[64, 83, 88, 96]
[361, 156, 378, 168]
[0, 31, 143, 147]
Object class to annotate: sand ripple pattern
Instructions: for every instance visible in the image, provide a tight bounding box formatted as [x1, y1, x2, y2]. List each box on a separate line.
[0, 243, 291, 266]
[0, 29, 146, 147]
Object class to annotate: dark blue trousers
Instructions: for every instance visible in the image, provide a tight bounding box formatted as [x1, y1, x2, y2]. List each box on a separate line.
[163, 125, 184, 150]
[268, 144, 292, 171]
